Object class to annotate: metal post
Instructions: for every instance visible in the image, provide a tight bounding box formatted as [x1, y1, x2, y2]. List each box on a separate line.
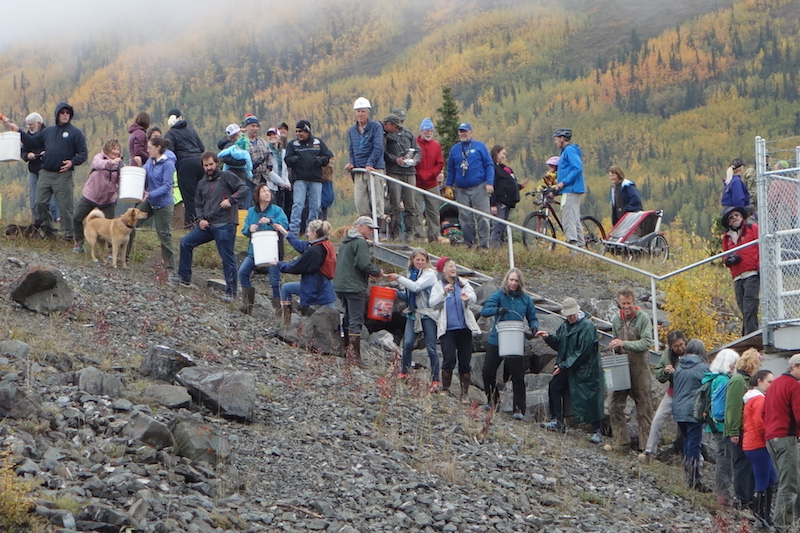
[369, 171, 379, 243]
[506, 225, 515, 269]
[651, 276, 659, 352]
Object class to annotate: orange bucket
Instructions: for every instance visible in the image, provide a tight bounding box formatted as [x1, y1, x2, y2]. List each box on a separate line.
[367, 286, 397, 321]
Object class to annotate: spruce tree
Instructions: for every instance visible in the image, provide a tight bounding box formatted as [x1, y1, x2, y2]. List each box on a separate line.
[435, 86, 460, 167]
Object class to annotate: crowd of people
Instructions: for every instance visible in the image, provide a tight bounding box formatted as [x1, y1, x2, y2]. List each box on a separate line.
[1, 96, 794, 530]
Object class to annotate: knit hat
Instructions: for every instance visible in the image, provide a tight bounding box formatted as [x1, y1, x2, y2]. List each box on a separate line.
[561, 297, 580, 315]
[296, 120, 312, 133]
[226, 123, 241, 137]
[777, 160, 790, 169]
[167, 108, 181, 118]
[244, 114, 259, 126]
[435, 256, 450, 273]
[419, 118, 434, 132]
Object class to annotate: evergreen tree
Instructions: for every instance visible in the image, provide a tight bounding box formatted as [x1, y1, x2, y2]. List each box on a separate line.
[436, 86, 460, 167]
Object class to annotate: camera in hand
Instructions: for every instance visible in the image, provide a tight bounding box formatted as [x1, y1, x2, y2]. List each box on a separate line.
[724, 253, 742, 267]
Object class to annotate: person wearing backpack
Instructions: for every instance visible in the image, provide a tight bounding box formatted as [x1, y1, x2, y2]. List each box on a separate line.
[385, 248, 440, 391]
[702, 348, 740, 503]
[672, 339, 711, 492]
[725, 348, 762, 510]
[640, 331, 687, 462]
[273, 220, 337, 326]
[743, 369, 777, 529]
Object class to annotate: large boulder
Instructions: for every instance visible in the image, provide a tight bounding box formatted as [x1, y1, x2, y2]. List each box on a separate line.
[139, 345, 195, 382]
[78, 367, 124, 397]
[125, 412, 175, 449]
[0, 383, 41, 418]
[297, 307, 343, 355]
[144, 385, 192, 409]
[0, 340, 30, 359]
[10, 266, 74, 314]
[176, 368, 255, 422]
[169, 417, 232, 463]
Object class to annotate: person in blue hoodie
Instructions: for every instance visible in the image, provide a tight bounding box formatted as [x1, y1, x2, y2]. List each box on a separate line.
[4, 102, 88, 238]
[609, 166, 643, 226]
[480, 268, 539, 419]
[721, 158, 752, 212]
[444, 123, 494, 249]
[218, 123, 253, 208]
[553, 128, 585, 247]
[238, 184, 288, 313]
[125, 136, 176, 269]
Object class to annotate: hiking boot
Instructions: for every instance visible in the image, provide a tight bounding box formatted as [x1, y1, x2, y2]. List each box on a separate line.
[589, 430, 603, 444]
[541, 420, 566, 433]
[72, 243, 84, 253]
[638, 452, 651, 463]
[512, 411, 524, 421]
[459, 373, 471, 404]
[430, 381, 441, 393]
[349, 334, 367, 369]
[220, 293, 234, 303]
[169, 276, 192, 287]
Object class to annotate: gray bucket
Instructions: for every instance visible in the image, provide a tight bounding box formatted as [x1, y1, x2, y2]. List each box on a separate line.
[497, 320, 525, 357]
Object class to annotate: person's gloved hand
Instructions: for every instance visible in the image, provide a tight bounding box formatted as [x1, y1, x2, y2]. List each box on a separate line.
[443, 186, 455, 200]
[497, 307, 508, 316]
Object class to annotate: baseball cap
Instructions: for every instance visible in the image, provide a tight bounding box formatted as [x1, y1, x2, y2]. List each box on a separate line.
[354, 216, 379, 229]
[266, 127, 279, 135]
[226, 123, 241, 137]
[383, 114, 402, 126]
[457, 123, 472, 131]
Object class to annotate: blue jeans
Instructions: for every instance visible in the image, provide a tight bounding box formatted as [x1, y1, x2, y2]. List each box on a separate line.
[290, 180, 321, 233]
[178, 224, 238, 295]
[29, 172, 59, 223]
[679, 422, 704, 486]
[490, 203, 511, 248]
[239, 179, 256, 211]
[238, 255, 280, 296]
[401, 316, 439, 380]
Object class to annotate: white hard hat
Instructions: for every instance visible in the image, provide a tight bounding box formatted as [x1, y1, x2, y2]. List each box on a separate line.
[353, 97, 371, 110]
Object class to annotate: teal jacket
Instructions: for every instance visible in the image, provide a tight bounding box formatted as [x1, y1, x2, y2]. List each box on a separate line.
[241, 203, 289, 258]
[479, 288, 538, 346]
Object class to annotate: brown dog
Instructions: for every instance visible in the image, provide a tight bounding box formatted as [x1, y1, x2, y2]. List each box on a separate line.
[330, 225, 351, 240]
[83, 208, 147, 268]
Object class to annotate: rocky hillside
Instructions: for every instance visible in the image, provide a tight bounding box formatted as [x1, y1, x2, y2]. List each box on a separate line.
[0, 238, 738, 532]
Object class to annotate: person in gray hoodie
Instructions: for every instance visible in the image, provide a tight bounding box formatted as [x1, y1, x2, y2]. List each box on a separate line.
[672, 339, 711, 492]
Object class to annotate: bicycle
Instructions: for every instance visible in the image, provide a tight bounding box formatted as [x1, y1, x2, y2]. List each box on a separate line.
[521, 187, 606, 252]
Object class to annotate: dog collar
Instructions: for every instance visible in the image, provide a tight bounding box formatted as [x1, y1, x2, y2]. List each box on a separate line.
[123, 221, 135, 229]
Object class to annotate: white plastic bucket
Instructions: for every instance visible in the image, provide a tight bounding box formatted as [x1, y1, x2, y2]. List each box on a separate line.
[497, 320, 526, 357]
[0, 131, 20, 162]
[252, 230, 279, 266]
[119, 166, 146, 202]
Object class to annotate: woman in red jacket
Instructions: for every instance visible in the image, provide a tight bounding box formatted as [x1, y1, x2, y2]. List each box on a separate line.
[721, 205, 759, 336]
[743, 369, 777, 528]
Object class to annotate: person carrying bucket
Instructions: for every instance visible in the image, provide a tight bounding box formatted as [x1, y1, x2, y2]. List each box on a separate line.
[429, 257, 481, 403]
[385, 248, 440, 391]
[480, 268, 539, 420]
[238, 184, 288, 314]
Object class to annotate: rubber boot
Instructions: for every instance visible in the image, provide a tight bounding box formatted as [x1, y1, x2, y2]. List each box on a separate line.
[271, 297, 281, 316]
[240, 288, 255, 315]
[350, 334, 367, 369]
[752, 491, 771, 530]
[459, 373, 471, 404]
[441, 370, 453, 393]
[765, 486, 775, 527]
[281, 303, 293, 326]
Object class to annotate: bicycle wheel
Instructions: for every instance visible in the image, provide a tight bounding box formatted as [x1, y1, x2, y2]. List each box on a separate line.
[649, 234, 669, 264]
[522, 213, 556, 250]
[581, 216, 606, 254]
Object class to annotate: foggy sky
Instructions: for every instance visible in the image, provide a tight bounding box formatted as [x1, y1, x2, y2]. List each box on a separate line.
[0, 0, 212, 49]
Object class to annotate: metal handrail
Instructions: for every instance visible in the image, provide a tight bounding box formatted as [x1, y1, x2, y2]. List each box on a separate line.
[351, 167, 758, 351]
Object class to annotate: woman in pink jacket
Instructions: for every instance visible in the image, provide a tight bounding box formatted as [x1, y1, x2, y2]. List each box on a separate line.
[72, 139, 122, 252]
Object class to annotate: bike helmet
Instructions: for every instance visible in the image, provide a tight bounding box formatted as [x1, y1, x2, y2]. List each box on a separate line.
[546, 156, 560, 166]
[553, 128, 572, 139]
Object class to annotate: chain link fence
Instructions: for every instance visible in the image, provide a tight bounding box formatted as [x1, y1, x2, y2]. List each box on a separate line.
[756, 136, 800, 348]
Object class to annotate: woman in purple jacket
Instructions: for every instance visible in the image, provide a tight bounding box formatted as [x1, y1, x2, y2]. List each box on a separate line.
[126, 137, 176, 269]
[72, 139, 122, 252]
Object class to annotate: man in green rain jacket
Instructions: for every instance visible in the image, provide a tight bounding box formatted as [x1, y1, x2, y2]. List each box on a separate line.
[537, 297, 606, 443]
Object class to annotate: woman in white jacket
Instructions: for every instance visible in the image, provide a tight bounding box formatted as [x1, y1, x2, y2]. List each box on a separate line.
[386, 248, 440, 390]
[429, 257, 481, 403]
